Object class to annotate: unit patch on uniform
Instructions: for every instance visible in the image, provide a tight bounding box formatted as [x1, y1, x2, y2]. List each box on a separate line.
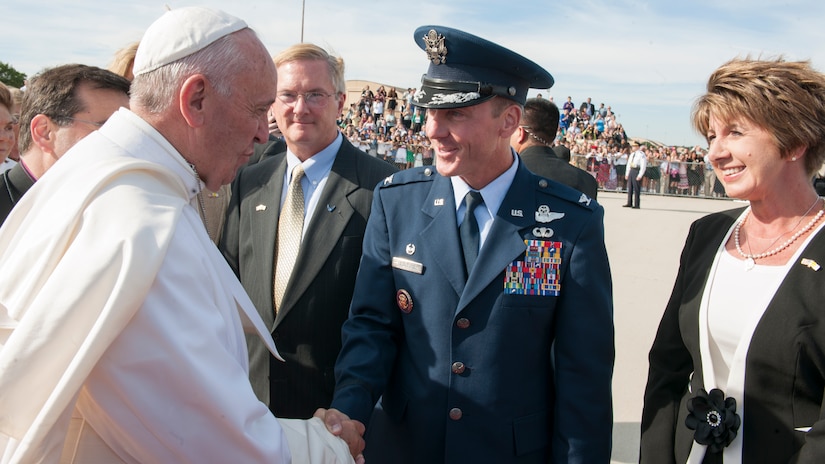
[504, 240, 562, 296]
[397, 289, 413, 313]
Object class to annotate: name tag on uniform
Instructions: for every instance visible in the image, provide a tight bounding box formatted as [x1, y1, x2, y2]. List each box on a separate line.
[392, 257, 424, 274]
[503, 240, 562, 296]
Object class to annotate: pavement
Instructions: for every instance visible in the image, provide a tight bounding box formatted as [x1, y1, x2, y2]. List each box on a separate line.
[600, 191, 741, 463]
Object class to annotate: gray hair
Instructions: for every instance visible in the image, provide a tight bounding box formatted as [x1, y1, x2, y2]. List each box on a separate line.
[130, 28, 254, 114]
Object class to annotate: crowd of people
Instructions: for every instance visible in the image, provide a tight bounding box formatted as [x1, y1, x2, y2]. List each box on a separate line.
[331, 85, 730, 200]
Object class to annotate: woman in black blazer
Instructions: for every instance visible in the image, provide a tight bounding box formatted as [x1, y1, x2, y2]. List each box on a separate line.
[641, 58, 825, 463]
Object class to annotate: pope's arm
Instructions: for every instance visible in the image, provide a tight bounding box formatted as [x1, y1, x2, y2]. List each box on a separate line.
[552, 204, 615, 462]
[331, 184, 403, 427]
[79, 210, 291, 462]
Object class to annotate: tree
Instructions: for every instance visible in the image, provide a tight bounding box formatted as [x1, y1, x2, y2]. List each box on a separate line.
[0, 62, 27, 89]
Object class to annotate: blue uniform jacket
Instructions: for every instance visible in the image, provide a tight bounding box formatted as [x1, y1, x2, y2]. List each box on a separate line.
[332, 161, 614, 463]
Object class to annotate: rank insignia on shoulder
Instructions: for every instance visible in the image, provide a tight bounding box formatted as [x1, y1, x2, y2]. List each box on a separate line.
[383, 174, 394, 186]
[578, 193, 591, 206]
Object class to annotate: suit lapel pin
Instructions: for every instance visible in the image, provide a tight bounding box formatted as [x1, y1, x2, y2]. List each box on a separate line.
[801, 258, 821, 271]
[578, 193, 591, 206]
[511, 209, 523, 217]
[406, 243, 416, 255]
[255, 204, 267, 211]
[434, 198, 445, 206]
[535, 205, 564, 223]
[327, 204, 336, 212]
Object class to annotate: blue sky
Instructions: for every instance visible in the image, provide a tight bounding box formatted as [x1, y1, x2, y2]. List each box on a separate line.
[4, 0, 825, 147]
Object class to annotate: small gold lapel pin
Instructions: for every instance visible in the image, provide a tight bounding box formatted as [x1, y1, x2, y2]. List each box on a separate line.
[801, 258, 821, 271]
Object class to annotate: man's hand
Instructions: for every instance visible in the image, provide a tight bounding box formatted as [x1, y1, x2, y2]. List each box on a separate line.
[314, 408, 366, 464]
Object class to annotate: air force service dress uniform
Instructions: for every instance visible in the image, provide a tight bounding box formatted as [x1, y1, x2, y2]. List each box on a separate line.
[331, 26, 614, 463]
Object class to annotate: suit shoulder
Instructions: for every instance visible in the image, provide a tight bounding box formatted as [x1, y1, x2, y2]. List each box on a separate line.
[533, 173, 599, 211]
[351, 149, 398, 176]
[377, 166, 436, 189]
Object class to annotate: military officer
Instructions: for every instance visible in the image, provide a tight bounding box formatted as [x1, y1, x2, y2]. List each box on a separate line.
[331, 25, 614, 463]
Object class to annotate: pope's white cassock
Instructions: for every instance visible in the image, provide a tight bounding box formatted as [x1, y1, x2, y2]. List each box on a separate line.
[0, 108, 352, 463]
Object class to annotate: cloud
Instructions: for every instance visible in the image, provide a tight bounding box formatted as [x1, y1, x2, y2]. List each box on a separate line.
[5, 0, 825, 146]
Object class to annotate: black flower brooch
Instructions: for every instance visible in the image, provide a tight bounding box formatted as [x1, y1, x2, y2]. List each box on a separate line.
[685, 388, 741, 453]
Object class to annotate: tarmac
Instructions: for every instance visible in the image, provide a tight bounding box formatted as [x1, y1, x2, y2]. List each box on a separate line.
[601, 191, 742, 463]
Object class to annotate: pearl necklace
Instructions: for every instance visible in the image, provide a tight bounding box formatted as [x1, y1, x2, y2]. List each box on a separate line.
[734, 197, 825, 270]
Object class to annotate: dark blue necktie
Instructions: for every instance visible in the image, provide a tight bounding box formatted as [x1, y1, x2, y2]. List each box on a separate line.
[460, 190, 484, 277]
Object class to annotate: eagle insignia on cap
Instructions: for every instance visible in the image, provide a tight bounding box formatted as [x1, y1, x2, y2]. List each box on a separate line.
[423, 29, 447, 64]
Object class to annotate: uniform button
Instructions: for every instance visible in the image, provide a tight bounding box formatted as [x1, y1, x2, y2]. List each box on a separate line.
[449, 408, 463, 420]
[456, 318, 470, 329]
[451, 362, 465, 374]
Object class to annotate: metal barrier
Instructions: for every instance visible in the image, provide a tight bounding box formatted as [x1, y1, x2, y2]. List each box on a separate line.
[571, 154, 728, 199]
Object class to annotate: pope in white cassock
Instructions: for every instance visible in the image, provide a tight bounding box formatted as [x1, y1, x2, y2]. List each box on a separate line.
[0, 7, 363, 464]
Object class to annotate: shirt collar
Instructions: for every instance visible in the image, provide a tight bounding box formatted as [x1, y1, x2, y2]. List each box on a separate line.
[284, 132, 342, 182]
[451, 149, 519, 218]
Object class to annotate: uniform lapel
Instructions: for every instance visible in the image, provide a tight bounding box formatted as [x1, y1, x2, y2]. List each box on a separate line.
[274, 146, 357, 325]
[457, 164, 534, 311]
[419, 175, 466, 298]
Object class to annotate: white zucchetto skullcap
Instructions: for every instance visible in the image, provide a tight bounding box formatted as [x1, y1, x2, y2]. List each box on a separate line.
[133, 7, 247, 76]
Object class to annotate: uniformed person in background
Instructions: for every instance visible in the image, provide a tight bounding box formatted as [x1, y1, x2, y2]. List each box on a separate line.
[331, 25, 615, 463]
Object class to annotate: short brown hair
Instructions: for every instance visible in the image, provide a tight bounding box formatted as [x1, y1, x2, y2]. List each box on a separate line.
[18, 64, 130, 152]
[273, 43, 346, 95]
[0, 83, 11, 112]
[692, 57, 825, 176]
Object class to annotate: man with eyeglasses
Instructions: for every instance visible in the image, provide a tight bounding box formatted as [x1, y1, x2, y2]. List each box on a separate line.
[0, 64, 130, 224]
[221, 43, 397, 420]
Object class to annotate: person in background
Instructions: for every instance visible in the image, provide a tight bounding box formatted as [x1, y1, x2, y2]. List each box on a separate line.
[641, 57, 825, 463]
[624, 141, 646, 208]
[0, 85, 15, 172]
[5, 87, 23, 164]
[0, 64, 130, 224]
[512, 97, 598, 199]
[108, 41, 140, 81]
[221, 43, 397, 421]
[332, 25, 613, 463]
[0, 8, 363, 463]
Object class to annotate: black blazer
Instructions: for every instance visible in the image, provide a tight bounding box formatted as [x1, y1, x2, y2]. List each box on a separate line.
[518, 145, 598, 199]
[1, 163, 35, 225]
[641, 208, 825, 463]
[221, 137, 397, 418]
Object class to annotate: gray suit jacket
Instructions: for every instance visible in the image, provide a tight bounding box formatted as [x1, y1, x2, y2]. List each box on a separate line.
[519, 145, 598, 200]
[221, 138, 396, 418]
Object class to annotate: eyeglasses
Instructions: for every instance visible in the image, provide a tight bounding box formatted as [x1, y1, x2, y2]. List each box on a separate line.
[63, 117, 105, 128]
[277, 92, 336, 108]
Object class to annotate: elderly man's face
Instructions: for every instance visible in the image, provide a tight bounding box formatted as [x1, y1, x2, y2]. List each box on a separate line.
[199, 33, 275, 190]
